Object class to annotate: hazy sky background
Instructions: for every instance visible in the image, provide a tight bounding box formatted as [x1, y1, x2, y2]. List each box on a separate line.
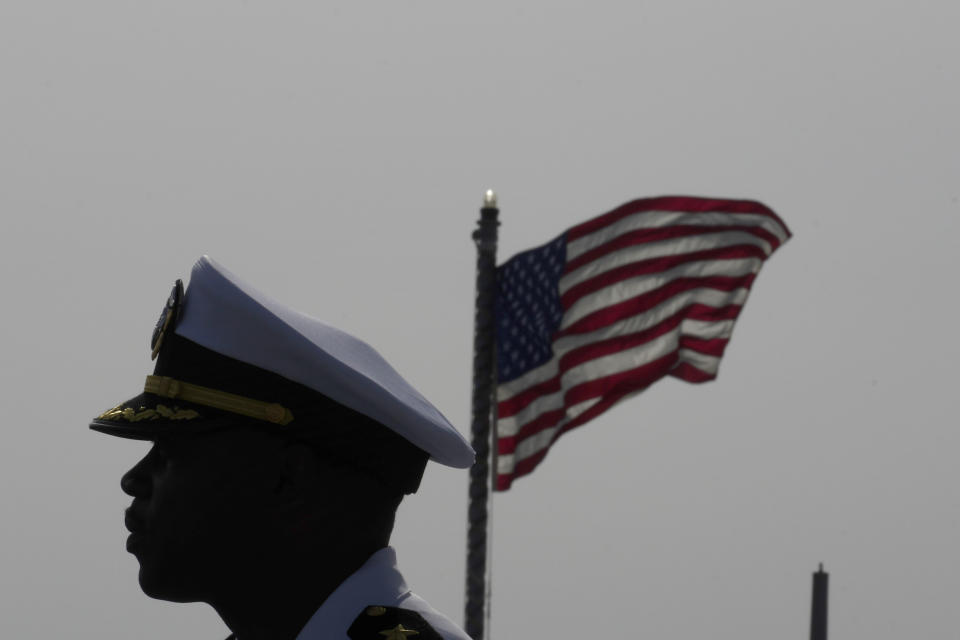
[2, 1, 958, 638]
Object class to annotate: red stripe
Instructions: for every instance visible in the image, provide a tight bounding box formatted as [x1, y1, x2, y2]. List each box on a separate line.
[678, 335, 729, 357]
[685, 303, 744, 322]
[559, 273, 757, 338]
[670, 361, 717, 383]
[497, 409, 564, 455]
[497, 375, 562, 419]
[561, 244, 766, 309]
[565, 224, 783, 273]
[566, 196, 788, 242]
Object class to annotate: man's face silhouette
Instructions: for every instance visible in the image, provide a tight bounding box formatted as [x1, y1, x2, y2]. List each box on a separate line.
[121, 427, 282, 602]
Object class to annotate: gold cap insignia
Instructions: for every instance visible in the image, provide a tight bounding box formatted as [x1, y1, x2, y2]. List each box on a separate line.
[151, 279, 184, 360]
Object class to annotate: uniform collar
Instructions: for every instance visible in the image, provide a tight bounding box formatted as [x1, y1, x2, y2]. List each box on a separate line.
[295, 547, 410, 640]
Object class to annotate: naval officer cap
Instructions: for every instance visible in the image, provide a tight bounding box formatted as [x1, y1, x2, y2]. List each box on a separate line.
[91, 256, 474, 492]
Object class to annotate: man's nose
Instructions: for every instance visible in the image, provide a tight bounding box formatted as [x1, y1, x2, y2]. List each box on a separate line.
[121, 456, 153, 498]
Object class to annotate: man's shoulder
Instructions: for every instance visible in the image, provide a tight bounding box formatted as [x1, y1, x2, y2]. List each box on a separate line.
[389, 594, 472, 640]
[347, 605, 445, 639]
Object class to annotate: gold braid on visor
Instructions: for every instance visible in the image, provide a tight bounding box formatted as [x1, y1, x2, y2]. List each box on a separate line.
[145, 375, 295, 426]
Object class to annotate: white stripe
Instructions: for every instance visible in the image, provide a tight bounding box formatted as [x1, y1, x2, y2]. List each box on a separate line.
[497, 451, 515, 475]
[676, 348, 721, 376]
[560, 256, 763, 330]
[497, 286, 750, 405]
[566, 396, 602, 422]
[559, 231, 771, 296]
[682, 318, 736, 340]
[567, 210, 788, 262]
[511, 424, 560, 466]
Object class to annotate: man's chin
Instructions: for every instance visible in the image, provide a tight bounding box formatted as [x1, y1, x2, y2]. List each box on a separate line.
[137, 569, 203, 603]
[134, 554, 204, 603]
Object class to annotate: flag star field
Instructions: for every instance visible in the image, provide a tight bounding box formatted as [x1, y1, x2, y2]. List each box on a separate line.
[495, 236, 566, 383]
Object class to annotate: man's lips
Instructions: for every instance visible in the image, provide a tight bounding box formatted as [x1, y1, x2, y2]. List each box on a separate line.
[125, 509, 149, 554]
[124, 508, 146, 533]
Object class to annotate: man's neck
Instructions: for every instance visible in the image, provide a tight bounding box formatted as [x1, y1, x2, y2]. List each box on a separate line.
[210, 543, 380, 640]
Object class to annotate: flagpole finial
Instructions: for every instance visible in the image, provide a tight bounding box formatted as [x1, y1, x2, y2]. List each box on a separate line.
[483, 189, 498, 209]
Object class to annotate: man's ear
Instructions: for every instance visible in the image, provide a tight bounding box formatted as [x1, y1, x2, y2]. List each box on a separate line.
[273, 442, 325, 507]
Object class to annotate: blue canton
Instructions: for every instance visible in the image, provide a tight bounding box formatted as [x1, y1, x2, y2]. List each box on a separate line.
[495, 233, 567, 383]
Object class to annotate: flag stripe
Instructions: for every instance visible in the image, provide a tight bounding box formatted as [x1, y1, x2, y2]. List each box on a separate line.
[560, 255, 763, 329]
[568, 209, 787, 262]
[679, 335, 730, 357]
[565, 349, 682, 413]
[559, 276, 756, 338]
[565, 223, 782, 275]
[671, 361, 717, 383]
[498, 409, 565, 455]
[566, 197, 785, 243]
[561, 242, 767, 306]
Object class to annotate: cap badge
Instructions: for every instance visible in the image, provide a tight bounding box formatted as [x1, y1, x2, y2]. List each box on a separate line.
[151, 279, 184, 360]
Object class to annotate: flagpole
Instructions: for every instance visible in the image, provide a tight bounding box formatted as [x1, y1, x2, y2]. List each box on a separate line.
[465, 189, 499, 640]
[810, 564, 829, 640]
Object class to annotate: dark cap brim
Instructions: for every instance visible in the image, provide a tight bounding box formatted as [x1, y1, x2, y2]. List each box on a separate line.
[89, 391, 241, 440]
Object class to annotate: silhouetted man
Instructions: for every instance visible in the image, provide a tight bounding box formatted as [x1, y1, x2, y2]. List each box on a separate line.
[91, 256, 474, 640]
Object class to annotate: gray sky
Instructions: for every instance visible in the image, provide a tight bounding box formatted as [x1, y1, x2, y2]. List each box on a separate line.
[2, 1, 958, 638]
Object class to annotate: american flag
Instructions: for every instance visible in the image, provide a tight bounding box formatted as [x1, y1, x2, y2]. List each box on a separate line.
[494, 196, 790, 490]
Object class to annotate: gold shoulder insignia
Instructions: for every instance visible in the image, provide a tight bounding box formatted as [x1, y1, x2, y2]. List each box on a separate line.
[348, 606, 442, 640]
